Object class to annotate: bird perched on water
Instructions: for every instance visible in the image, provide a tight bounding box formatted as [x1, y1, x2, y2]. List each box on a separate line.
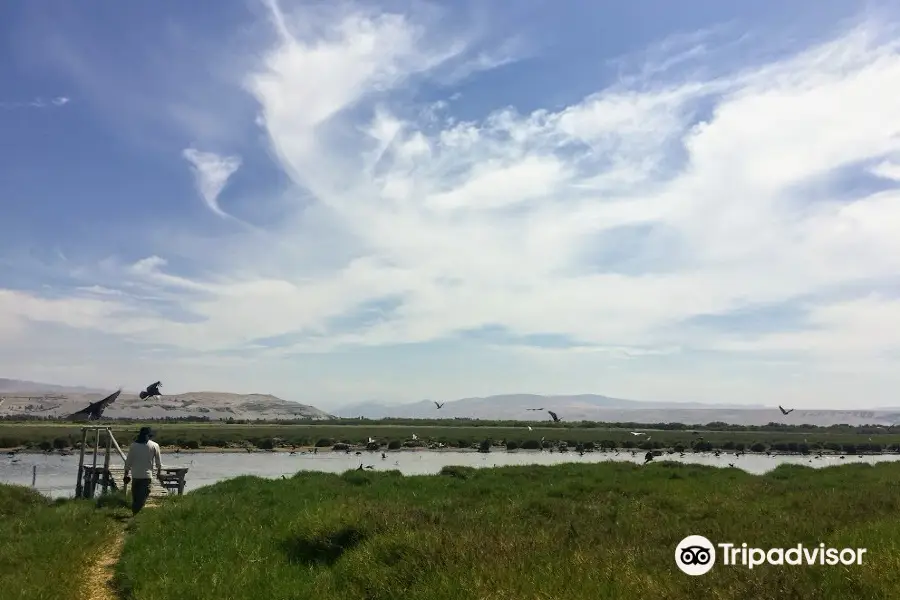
[778, 405, 794, 415]
[547, 410, 561, 423]
[434, 401, 444, 409]
[139, 381, 162, 400]
[643, 451, 654, 464]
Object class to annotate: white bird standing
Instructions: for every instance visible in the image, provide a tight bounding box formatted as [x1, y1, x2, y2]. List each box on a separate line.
[412, 434, 418, 440]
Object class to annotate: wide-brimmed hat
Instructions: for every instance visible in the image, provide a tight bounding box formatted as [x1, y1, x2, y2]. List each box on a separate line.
[137, 426, 155, 440]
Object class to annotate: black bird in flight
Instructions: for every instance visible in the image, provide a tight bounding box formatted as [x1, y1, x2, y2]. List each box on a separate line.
[434, 401, 444, 409]
[778, 405, 794, 415]
[68, 389, 122, 421]
[547, 410, 561, 423]
[140, 381, 162, 400]
[526, 407, 545, 411]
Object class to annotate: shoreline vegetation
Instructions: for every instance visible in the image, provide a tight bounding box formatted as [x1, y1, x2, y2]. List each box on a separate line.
[3, 419, 900, 456]
[4, 461, 900, 599]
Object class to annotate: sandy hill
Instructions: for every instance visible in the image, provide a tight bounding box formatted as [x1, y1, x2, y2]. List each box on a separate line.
[0, 380, 333, 420]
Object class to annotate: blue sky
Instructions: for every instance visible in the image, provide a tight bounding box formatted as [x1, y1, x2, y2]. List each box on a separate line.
[2, 0, 900, 410]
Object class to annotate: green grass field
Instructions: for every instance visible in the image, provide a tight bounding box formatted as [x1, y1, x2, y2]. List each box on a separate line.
[4, 462, 900, 599]
[2, 422, 898, 454]
[0, 485, 126, 600]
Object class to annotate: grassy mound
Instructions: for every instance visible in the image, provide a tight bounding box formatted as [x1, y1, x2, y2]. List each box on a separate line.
[0, 485, 122, 600]
[114, 461, 900, 599]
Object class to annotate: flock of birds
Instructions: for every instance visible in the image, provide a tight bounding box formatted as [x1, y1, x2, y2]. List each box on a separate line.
[334, 401, 805, 470]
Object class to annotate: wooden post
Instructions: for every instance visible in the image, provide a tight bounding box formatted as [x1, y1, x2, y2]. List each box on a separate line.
[110, 431, 127, 462]
[102, 428, 112, 495]
[89, 428, 100, 498]
[75, 428, 88, 497]
[32, 465, 37, 488]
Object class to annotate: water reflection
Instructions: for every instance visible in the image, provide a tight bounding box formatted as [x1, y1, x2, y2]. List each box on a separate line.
[2, 449, 898, 499]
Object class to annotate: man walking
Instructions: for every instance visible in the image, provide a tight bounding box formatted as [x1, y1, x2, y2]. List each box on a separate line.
[123, 426, 162, 515]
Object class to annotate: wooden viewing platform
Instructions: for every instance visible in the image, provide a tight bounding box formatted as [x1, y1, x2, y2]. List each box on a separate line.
[80, 465, 188, 499]
[75, 426, 189, 500]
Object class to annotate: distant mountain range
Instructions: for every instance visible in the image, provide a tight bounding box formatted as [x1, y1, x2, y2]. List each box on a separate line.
[333, 394, 900, 427]
[4, 379, 900, 426]
[0, 378, 108, 395]
[0, 378, 333, 420]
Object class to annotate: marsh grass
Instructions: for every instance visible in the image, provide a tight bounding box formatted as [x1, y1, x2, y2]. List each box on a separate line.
[115, 461, 900, 600]
[3, 422, 897, 452]
[0, 484, 125, 600]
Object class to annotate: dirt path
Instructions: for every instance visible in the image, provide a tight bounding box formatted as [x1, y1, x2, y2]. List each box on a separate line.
[81, 503, 159, 600]
[81, 527, 125, 600]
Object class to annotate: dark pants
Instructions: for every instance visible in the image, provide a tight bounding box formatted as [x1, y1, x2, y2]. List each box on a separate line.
[131, 478, 151, 514]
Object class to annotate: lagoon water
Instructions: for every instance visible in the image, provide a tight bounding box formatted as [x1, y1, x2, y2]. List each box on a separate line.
[3, 449, 900, 499]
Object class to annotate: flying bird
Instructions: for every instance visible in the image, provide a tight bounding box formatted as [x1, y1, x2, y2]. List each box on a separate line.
[139, 381, 162, 400]
[778, 405, 794, 415]
[547, 410, 561, 423]
[434, 401, 444, 409]
[67, 389, 122, 421]
[526, 408, 545, 411]
[630, 432, 645, 436]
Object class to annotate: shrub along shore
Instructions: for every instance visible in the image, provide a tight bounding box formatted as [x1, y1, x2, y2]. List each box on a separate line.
[2, 421, 898, 456]
[4, 461, 900, 599]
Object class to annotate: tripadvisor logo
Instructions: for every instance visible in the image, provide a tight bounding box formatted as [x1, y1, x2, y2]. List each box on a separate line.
[675, 535, 867, 575]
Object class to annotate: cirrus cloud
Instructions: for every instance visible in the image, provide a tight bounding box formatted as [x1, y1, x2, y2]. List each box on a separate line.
[182, 148, 242, 218]
[2, 1, 900, 407]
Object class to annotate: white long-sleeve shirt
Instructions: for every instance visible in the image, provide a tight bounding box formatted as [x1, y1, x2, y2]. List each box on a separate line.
[124, 440, 163, 479]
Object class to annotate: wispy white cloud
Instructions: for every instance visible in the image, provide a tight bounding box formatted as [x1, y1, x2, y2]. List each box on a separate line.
[181, 148, 242, 218]
[4, 2, 900, 406]
[0, 95, 70, 109]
